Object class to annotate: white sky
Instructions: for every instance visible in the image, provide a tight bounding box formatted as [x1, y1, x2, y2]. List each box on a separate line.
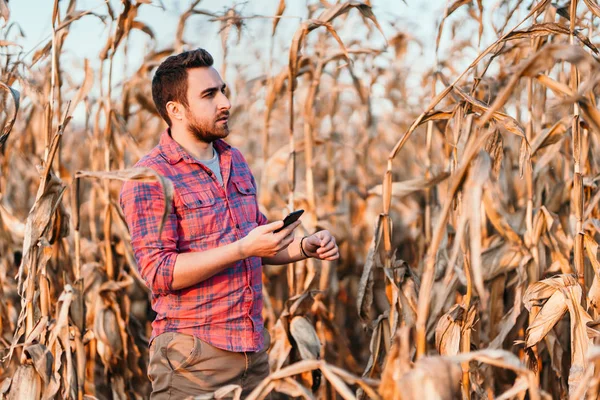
[7, 0, 441, 83]
[4, 0, 523, 118]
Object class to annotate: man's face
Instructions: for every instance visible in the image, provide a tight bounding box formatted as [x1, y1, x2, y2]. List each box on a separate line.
[183, 67, 231, 143]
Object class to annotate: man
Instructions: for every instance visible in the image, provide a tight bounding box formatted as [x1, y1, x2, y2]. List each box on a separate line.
[119, 48, 339, 399]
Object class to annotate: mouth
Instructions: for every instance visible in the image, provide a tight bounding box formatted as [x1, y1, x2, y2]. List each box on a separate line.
[216, 115, 229, 124]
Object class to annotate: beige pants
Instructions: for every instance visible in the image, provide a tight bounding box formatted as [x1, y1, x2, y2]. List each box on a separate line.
[148, 329, 271, 399]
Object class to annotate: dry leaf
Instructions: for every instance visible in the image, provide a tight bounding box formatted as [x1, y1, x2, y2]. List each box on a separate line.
[272, 0, 286, 36]
[290, 316, 321, 360]
[0, 0, 9, 27]
[0, 81, 20, 147]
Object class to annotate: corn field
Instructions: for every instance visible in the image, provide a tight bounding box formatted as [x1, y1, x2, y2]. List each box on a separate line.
[7, 0, 600, 398]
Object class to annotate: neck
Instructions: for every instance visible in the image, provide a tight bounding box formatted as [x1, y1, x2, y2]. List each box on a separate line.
[169, 125, 214, 160]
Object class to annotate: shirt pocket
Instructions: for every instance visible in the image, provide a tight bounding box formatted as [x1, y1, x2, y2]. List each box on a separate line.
[176, 190, 218, 238]
[231, 179, 258, 225]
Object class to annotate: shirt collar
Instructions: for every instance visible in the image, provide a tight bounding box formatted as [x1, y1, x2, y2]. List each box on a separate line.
[159, 129, 232, 165]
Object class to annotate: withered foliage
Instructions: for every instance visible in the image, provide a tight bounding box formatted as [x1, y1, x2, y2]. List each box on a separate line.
[5, 0, 600, 399]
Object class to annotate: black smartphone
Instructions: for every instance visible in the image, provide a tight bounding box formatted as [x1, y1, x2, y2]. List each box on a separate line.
[273, 209, 304, 233]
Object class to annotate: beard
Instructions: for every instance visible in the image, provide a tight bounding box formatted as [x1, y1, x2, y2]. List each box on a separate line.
[186, 110, 229, 144]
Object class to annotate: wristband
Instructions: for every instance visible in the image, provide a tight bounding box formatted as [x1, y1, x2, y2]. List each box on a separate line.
[300, 236, 309, 258]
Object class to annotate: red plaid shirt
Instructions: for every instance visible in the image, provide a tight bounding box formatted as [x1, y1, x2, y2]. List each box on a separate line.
[120, 129, 268, 352]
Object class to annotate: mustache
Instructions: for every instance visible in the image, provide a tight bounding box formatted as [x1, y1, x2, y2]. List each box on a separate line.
[216, 112, 230, 121]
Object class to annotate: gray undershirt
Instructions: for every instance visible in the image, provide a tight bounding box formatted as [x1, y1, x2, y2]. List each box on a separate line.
[196, 146, 223, 186]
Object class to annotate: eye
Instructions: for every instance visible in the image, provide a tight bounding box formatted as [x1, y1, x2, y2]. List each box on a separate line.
[204, 91, 216, 98]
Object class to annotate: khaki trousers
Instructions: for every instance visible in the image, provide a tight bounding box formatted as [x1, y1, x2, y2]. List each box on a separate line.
[148, 329, 271, 399]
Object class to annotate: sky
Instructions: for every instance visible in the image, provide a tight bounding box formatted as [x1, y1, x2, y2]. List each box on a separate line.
[6, 0, 442, 82]
[8, 1, 439, 54]
[2, 0, 509, 121]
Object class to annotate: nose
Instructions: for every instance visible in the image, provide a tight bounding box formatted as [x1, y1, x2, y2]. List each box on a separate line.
[218, 91, 231, 111]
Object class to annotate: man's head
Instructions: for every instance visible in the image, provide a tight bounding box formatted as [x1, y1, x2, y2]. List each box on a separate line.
[152, 48, 231, 143]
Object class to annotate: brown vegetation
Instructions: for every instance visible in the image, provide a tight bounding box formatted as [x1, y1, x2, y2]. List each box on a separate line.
[4, 0, 600, 399]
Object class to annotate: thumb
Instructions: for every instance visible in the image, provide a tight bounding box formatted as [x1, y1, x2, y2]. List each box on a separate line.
[263, 220, 285, 233]
[306, 234, 321, 247]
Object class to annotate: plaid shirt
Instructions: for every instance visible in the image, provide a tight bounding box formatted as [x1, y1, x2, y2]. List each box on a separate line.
[120, 129, 268, 352]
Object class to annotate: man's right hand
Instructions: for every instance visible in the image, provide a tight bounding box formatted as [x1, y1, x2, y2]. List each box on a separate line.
[240, 220, 301, 258]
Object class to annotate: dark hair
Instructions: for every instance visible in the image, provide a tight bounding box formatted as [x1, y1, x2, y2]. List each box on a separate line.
[151, 48, 214, 126]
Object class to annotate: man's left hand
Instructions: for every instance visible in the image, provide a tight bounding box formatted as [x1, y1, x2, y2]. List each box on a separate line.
[302, 230, 339, 261]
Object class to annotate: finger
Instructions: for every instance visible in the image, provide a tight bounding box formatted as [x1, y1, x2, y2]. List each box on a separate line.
[285, 236, 295, 247]
[314, 230, 330, 240]
[322, 250, 339, 260]
[316, 243, 336, 256]
[319, 234, 332, 247]
[275, 232, 294, 251]
[282, 231, 295, 244]
[285, 220, 301, 231]
[275, 220, 301, 238]
[306, 234, 321, 247]
[317, 242, 336, 254]
[264, 220, 285, 233]
[317, 243, 339, 256]
[321, 247, 338, 257]
[278, 236, 294, 251]
[278, 229, 295, 242]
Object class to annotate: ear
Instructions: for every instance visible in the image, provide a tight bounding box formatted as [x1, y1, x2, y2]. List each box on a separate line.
[166, 101, 185, 123]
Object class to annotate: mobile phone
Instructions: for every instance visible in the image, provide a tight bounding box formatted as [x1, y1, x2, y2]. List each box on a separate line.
[273, 209, 304, 233]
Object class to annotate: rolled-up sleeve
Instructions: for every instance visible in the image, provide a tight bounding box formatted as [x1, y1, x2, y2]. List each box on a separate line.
[257, 210, 268, 226]
[120, 178, 178, 295]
